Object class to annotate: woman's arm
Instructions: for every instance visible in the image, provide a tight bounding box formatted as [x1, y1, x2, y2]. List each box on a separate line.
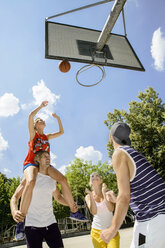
[47, 113, 64, 140]
[102, 183, 115, 212]
[28, 101, 48, 141]
[85, 189, 97, 215]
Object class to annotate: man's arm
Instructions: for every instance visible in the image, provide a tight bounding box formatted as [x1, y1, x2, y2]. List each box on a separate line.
[47, 166, 78, 213]
[52, 187, 69, 206]
[10, 177, 26, 222]
[100, 149, 130, 243]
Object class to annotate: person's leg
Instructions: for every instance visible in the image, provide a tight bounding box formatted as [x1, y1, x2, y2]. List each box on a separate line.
[47, 166, 88, 222]
[91, 228, 106, 248]
[130, 220, 147, 248]
[44, 223, 64, 248]
[107, 232, 120, 248]
[47, 166, 76, 212]
[20, 165, 38, 215]
[25, 226, 43, 248]
[15, 165, 39, 241]
[146, 214, 165, 248]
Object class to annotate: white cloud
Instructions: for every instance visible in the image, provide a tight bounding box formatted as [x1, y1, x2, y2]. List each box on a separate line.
[0, 93, 20, 117]
[3, 168, 11, 174]
[151, 27, 165, 71]
[31, 80, 60, 119]
[0, 132, 8, 158]
[21, 103, 28, 110]
[58, 164, 68, 175]
[75, 146, 102, 164]
[50, 151, 57, 167]
[21, 80, 60, 120]
[57, 146, 103, 175]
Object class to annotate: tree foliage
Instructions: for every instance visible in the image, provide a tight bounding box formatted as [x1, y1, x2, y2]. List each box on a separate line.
[104, 87, 165, 180]
[0, 173, 21, 235]
[65, 158, 117, 203]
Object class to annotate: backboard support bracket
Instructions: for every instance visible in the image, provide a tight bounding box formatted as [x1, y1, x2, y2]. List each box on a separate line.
[76, 40, 113, 65]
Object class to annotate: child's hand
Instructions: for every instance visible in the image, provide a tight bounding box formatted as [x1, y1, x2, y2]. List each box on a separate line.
[41, 101, 48, 108]
[52, 113, 59, 118]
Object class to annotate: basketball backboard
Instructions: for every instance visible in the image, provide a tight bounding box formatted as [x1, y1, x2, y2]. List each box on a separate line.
[45, 21, 145, 71]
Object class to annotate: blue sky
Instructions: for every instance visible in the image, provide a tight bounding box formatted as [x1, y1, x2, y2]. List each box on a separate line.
[0, 0, 165, 178]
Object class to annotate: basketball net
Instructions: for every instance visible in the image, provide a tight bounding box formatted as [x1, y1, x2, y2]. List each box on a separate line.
[76, 64, 105, 87]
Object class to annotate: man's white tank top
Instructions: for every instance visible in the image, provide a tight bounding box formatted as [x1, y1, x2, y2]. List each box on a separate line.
[92, 199, 113, 230]
[25, 173, 56, 227]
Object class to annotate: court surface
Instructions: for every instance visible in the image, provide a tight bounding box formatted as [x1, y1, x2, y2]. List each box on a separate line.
[12, 227, 133, 248]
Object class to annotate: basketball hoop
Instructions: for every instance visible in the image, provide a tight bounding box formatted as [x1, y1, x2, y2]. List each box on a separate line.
[76, 64, 105, 87]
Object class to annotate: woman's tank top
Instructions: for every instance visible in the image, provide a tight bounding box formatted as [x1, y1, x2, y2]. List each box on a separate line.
[92, 199, 113, 230]
[23, 132, 50, 165]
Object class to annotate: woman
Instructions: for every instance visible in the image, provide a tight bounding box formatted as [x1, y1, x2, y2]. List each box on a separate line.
[20, 100, 65, 218]
[16, 101, 86, 240]
[85, 172, 120, 248]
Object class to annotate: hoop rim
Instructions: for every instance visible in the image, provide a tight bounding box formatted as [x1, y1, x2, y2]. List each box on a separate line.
[76, 64, 105, 87]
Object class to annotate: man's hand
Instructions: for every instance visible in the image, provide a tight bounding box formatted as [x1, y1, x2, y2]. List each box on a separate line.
[100, 227, 117, 244]
[40, 101, 48, 108]
[13, 210, 25, 223]
[70, 202, 78, 213]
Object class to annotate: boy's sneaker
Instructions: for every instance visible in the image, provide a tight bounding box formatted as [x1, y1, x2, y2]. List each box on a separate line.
[14, 222, 25, 241]
[69, 211, 89, 222]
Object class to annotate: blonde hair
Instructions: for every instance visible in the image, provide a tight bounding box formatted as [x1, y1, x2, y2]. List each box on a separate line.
[89, 172, 102, 186]
[34, 118, 43, 130]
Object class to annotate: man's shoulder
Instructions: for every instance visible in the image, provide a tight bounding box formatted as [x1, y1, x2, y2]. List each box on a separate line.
[113, 147, 126, 157]
[112, 147, 131, 163]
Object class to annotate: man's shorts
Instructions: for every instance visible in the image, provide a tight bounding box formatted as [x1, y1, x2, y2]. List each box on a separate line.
[130, 214, 165, 248]
[91, 228, 120, 248]
[25, 223, 64, 248]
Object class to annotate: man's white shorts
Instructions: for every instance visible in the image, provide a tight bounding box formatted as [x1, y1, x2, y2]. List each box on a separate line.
[130, 214, 165, 248]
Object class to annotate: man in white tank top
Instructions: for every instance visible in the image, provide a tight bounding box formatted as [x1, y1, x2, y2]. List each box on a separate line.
[10, 151, 74, 248]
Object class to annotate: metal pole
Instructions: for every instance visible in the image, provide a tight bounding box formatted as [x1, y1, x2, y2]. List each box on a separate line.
[45, 0, 114, 21]
[96, 0, 127, 51]
[122, 8, 127, 36]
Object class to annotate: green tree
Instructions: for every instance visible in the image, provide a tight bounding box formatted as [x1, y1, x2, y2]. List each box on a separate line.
[104, 87, 165, 180]
[0, 173, 21, 235]
[65, 158, 117, 203]
[0, 173, 8, 234]
[51, 160, 117, 220]
[53, 199, 69, 220]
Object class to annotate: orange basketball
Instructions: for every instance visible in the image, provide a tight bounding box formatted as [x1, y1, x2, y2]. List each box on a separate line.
[58, 60, 71, 73]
